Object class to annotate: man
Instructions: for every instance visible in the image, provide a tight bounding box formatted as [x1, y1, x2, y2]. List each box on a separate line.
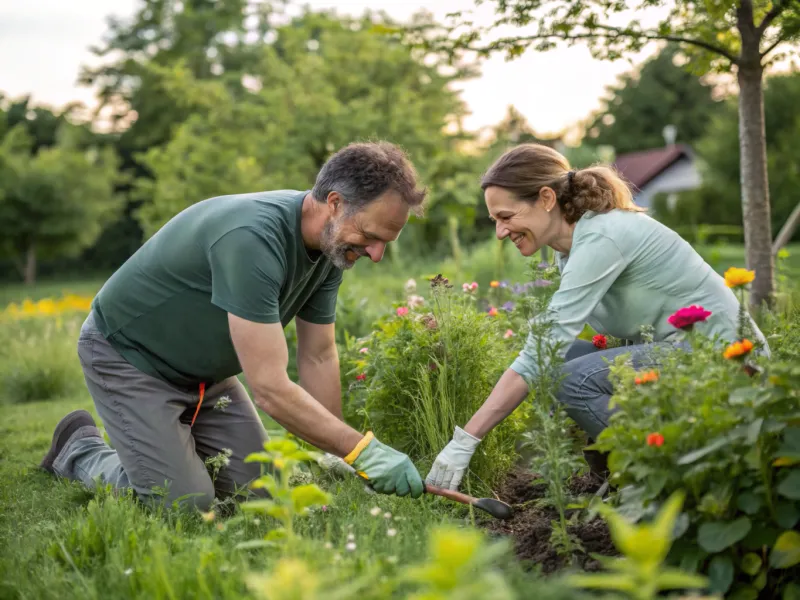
[40, 141, 426, 510]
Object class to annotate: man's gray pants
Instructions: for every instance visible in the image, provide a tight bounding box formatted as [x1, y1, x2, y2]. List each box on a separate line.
[52, 311, 269, 511]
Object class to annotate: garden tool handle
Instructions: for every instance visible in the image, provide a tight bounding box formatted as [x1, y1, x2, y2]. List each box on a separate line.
[423, 483, 477, 506]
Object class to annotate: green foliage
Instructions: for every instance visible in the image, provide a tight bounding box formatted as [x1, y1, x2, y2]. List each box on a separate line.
[592, 334, 800, 597]
[345, 275, 530, 489]
[567, 491, 708, 600]
[0, 122, 122, 283]
[135, 9, 474, 240]
[241, 437, 330, 546]
[0, 317, 84, 404]
[688, 72, 800, 243]
[586, 46, 720, 154]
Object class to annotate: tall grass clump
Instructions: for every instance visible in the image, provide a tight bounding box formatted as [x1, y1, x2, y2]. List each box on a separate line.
[0, 315, 84, 404]
[346, 275, 531, 489]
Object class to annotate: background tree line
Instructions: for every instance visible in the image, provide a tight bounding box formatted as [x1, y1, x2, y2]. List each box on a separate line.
[1, 0, 799, 287]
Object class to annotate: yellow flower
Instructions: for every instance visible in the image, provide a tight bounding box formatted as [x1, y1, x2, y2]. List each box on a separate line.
[723, 339, 754, 360]
[489, 280, 500, 288]
[724, 267, 755, 288]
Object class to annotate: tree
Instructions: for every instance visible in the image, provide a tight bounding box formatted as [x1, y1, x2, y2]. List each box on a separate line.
[426, 0, 800, 310]
[586, 46, 721, 154]
[687, 71, 800, 247]
[135, 10, 477, 241]
[0, 125, 122, 284]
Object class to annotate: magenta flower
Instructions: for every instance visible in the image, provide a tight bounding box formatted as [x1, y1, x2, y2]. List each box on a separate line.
[667, 305, 712, 329]
[396, 306, 409, 317]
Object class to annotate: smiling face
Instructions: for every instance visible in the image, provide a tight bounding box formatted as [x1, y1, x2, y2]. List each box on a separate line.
[320, 190, 410, 269]
[484, 186, 559, 257]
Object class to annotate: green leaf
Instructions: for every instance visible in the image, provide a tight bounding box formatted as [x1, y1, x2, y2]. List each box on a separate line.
[746, 418, 764, 444]
[728, 585, 760, 600]
[677, 436, 731, 465]
[736, 491, 763, 515]
[776, 427, 800, 460]
[708, 554, 734, 594]
[740, 552, 762, 576]
[776, 501, 800, 529]
[564, 572, 638, 593]
[235, 539, 280, 550]
[770, 531, 800, 569]
[729, 387, 761, 404]
[697, 517, 752, 553]
[777, 470, 800, 500]
[290, 484, 331, 513]
[742, 525, 780, 550]
[654, 568, 707, 591]
[783, 582, 800, 600]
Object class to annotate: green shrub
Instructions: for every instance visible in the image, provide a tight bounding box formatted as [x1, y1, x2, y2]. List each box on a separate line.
[593, 335, 800, 598]
[344, 275, 531, 490]
[0, 317, 84, 403]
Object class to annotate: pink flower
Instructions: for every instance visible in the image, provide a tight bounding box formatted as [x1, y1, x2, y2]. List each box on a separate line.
[356, 373, 366, 382]
[592, 334, 607, 349]
[470, 282, 479, 291]
[396, 306, 409, 317]
[407, 294, 425, 309]
[487, 306, 498, 317]
[503, 329, 515, 339]
[359, 347, 369, 354]
[668, 305, 712, 329]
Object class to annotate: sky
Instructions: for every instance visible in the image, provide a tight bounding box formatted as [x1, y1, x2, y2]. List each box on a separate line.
[0, 0, 663, 138]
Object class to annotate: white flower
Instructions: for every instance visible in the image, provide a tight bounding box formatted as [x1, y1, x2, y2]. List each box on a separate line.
[370, 506, 381, 517]
[252, 518, 261, 526]
[387, 556, 398, 564]
[404, 278, 417, 293]
[383, 512, 392, 519]
[407, 294, 425, 309]
[324, 542, 333, 550]
[347, 532, 355, 542]
[387, 528, 397, 537]
[345, 542, 357, 552]
[124, 568, 133, 576]
[333, 553, 342, 562]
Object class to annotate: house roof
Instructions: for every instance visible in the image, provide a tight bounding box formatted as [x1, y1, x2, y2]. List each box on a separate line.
[613, 144, 694, 191]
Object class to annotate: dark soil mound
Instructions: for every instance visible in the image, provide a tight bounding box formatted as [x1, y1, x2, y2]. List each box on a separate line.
[482, 468, 617, 574]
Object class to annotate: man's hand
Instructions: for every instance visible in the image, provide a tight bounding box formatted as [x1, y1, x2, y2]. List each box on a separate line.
[345, 432, 424, 498]
[425, 426, 481, 491]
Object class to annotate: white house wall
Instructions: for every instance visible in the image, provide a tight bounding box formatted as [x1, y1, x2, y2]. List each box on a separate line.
[633, 157, 702, 209]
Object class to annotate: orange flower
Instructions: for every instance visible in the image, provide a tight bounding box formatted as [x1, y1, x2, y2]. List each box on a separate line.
[724, 267, 755, 288]
[646, 432, 665, 447]
[635, 370, 659, 385]
[490, 280, 500, 288]
[487, 306, 498, 317]
[723, 339, 754, 359]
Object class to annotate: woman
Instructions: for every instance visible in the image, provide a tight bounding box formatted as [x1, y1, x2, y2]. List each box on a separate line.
[425, 143, 769, 491]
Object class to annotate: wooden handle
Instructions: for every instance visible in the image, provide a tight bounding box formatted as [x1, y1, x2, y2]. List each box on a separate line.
[424, 483, 477, 506]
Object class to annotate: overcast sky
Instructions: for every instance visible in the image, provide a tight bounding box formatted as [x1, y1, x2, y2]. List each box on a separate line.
[0, 0, 664, 136]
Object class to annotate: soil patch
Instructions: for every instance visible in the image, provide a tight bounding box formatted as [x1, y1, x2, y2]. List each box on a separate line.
[482, 469, 617, 574]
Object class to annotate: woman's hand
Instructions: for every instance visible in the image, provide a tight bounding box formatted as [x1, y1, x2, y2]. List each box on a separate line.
[425, 426, 482, 490]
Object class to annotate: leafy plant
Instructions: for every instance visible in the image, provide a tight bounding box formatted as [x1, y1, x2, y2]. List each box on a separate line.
[593, 335, 800, 597]
[566, 491, 709, 599]
[240, 437, 331, 548]
[347, 274, 531, 489]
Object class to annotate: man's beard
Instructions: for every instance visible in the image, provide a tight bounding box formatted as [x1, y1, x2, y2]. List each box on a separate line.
[319, 218, 365, 270]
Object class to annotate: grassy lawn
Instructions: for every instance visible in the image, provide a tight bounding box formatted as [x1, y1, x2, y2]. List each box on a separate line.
[1, 392, 531, 599]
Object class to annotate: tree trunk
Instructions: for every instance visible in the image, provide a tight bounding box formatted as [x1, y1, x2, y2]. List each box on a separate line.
[772, 200, 800, 256]
[737, 63, 774, 311]
[24, 243, 36, 285]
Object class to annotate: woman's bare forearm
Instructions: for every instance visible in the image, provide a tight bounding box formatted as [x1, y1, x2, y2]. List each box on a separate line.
[463, 368, 530, 439]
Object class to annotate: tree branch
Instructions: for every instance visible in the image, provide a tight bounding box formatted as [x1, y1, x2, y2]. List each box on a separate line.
[757, 0, 791, 35]
[475, 25, 740, 65]
[761, 32, 791, 58]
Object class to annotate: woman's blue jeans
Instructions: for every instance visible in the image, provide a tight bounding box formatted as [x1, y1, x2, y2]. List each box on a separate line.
[557, 339, 680, 440]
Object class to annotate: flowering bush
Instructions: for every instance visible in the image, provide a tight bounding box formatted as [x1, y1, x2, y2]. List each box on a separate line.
[593, 337, 800, 598]
[343, 275, 531, 489]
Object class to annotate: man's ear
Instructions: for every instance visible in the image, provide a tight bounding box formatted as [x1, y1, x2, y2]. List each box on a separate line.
[326, 191, 343, 216]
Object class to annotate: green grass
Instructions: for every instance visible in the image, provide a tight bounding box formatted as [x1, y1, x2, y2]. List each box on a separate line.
[1, 392, 532, 599]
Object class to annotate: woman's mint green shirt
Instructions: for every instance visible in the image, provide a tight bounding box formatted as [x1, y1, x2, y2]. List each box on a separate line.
[510, 209, 769, 385]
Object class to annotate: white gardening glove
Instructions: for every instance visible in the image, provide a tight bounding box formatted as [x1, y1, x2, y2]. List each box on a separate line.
[425, 426, 482, 491]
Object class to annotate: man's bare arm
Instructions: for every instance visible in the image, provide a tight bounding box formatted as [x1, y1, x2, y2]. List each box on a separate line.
[228, 313, 361, 456]
[295, 318, 342, 420]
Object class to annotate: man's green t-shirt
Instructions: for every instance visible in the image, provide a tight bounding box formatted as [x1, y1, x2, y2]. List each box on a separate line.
[92, 189, 343, 388]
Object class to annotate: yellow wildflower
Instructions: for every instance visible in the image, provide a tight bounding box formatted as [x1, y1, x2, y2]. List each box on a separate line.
[724, 267, 755, 288]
